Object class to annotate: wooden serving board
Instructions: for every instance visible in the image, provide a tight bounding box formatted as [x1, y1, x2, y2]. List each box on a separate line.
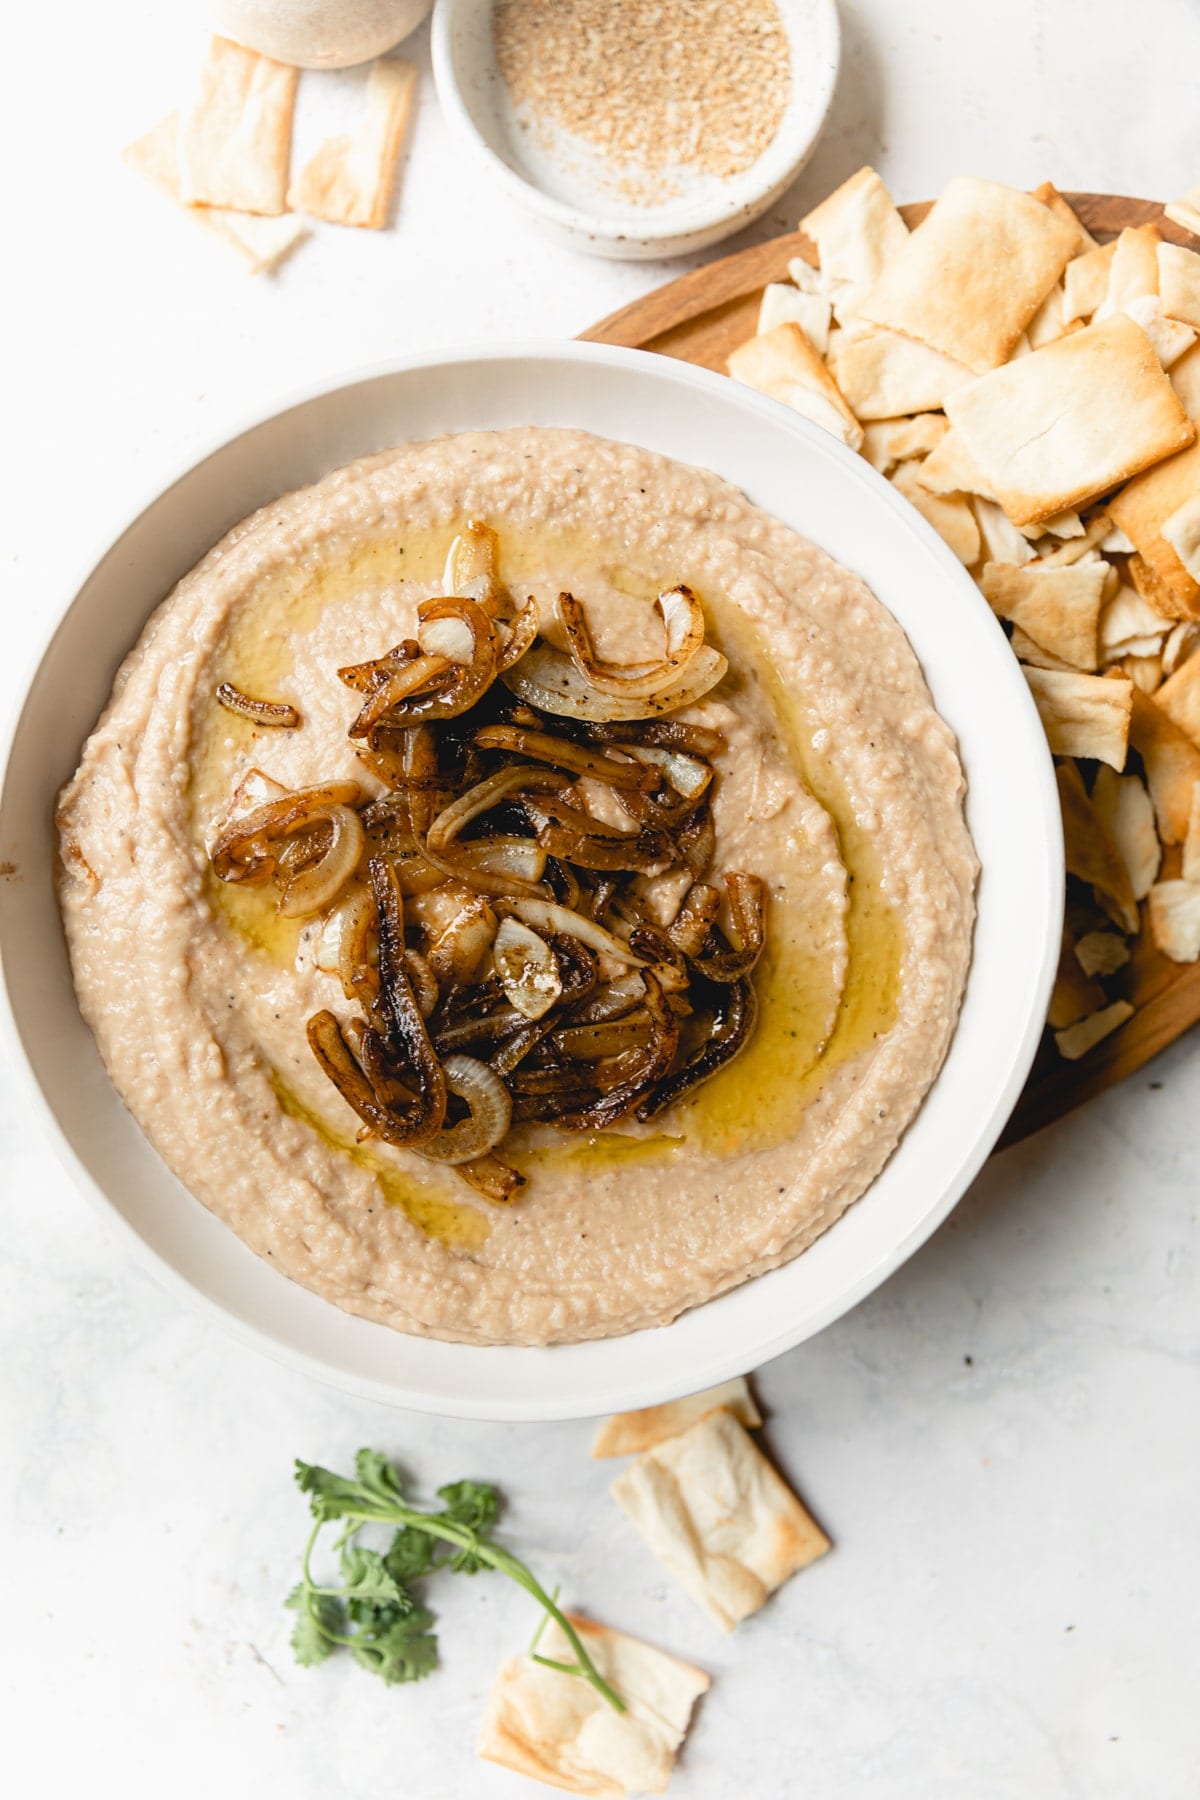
[581, 194, 1200, 1148]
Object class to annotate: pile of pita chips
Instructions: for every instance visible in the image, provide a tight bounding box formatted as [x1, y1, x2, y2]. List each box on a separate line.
[478, 1615, 710, 1798]
[124, 37, 418, 272]
[728, 170, 1200, 1058]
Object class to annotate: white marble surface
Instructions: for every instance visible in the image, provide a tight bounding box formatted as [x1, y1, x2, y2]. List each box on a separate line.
[3, 3, 1200, 1796]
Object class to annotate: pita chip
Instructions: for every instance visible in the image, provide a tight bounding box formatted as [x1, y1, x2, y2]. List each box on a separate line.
[786, 254, 824, 294]
[289, 58, 416, 228]
[1183, 782, 1200, 881]
[1154, 649, 1200, 750]
[799, 166, 909, 323]
[1027, 667, 1133, 771]
[178, 38, 297, 215]
[1122, 295, 1197, 370]
[918, 427, 997, 500]
[1010, 625, 1073, 669]
[1147, 880, 1200, 962]
[890, 461, 980, 565]
[1054, 999, 1134, 1061]
[1164, 184, 1200, 239]
[611, 1410, 830, 1633]
[757, 282, 833, 353]
[729, 324, 863, 449]
[1056, 761, 1139, 932]
[1091, 764, 1162, 898]
[945, 315, 1195, 527]
[478, 1615, 709, 1797]
[1158, 243, 1200, 331]
[1099, 583, 1168, 660]
[1031, 181, 1098, 253]
[858, 176, 1078, 372]
[1062, 241, 1118, 324]
[1163, 619, 1200, 674]
[1129, 685, 1200, 842]
[1107, 438, 1200, 621]
[123, 114, 308, 273]
[1162, 493, 1200, 583]
[858, 411, 950, 474]
[1095, 223, 1161, 320]
[1038, 515, 1114, 567]
[980, 561, 1105, 668]
[825, 324, 974, 420]
[1049, 928, 1105, 1028]
[972, 496, 1036, 566]
[1075, 930, 1131, 977]
[592, 1378, 762, 1458]
[1026, 282, 1072, 350]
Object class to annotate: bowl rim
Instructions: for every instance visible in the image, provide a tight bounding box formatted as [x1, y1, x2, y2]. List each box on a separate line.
[0, 338, 1063, 1418]
[429, 0, 842, 250]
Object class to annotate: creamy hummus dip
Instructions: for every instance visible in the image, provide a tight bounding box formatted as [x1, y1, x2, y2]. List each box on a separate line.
[57, 427, 976, 1345]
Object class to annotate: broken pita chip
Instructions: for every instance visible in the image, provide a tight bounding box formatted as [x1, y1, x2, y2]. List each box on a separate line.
[1172, 340, 1200, 416]
[1162, 493, 1200, 583]
[890, 462, 980, 565]
[972, 497, 1036, 567]
[1107, 437, 1200, 621]
[1128, 685, 1200, 842]
[799, 166, 909, 324]
[998, 559, 1107, 657]
[1147, 879, 1200, 962]
[1090, 765, 1162, 899]
[858, 176, 1078, 372]
[123, 114, 308, 273]
[1099, 584, 1168, 659]
[729, 324, 863, 449]
[1036, 516, 1114, 567]
[1122, 294, 1197, 369]
[178, 37, 297, 216]
[945, 314, 1195, 527]
[1048, 928, 1105, 1028]
[1075, 930, 1131, 977]
[1095, 223, 1161, 320]
[757, 282, 833, 353]
[477, 1615, 709, 1798]
[610, 1410, 830, 1633]
[1027, 667, 1133, 771]
[786, 254, 824, 294]
[1121, 652, 1164, 691]
[1157, 242, 1200, 331]
[289, 58, 416, 228]
[1062, 241, 1118, 324]
[591, 1378, 762, 1458]
[918, 428, 996, 499]
[1154, 648, 1200, 750]
[1054, 999, 1134, 1060]
[1031, 181, 1098, 253]
[1164, 185, 1200, 239]
[1163, 619, 1200, 674]
[825, 324, 974, 420]
[858, 411, 950, 475]
[1010, 626, 1073, 669]
[980, 561, 1105, 669]
[1056, 760, 1139, 932]
[1026, 282, 1071, 350]
[1183, 781, 1200, 881]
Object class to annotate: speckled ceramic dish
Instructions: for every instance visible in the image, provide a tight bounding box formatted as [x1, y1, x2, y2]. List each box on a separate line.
[431, 0, 842, 259]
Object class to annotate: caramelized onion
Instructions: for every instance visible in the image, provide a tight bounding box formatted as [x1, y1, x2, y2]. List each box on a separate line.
[215, 682, 300, 728]
[636, 977, 757, 1121]
[348, 653, 454, 740]
[501, 640, 728, 722]
[417, 1055, 512, 1164]
[499, 898, 648, 967]
[473, 725, 655, 789]
[458, 1151, 526, 1204]
[667, 882, 721, 957]
[494, 917, 562, 1020]
[552, 973, 679, 1130]
[590, 719, 728, 759]
[428, 893, 497, 989]
[210, 782, 361, 885]
[558, 586, 706, 699]
[363, 856, 447, 1143]
[693, 873, 767, 982]
[306, 1010, 410, 1144]
[278, 804, 365, 918]
[427, 764, 570, 852]
[444, 520, 506, 613]
[496, 597, 540, 671]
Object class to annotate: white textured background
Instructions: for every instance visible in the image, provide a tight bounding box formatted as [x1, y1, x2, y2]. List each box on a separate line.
[3, 3, 1200, 1796]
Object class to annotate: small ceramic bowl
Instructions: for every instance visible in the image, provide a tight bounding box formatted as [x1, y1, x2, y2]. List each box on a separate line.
[431, 0, 841, 259]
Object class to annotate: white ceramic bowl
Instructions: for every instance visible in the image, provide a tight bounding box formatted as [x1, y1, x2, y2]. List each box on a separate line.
[0, 343, 1062, 1420]
[431, 0, 841, 259]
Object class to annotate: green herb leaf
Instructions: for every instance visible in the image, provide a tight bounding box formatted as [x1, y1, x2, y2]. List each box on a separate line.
[285, 1584, 345, 1666]
[438, 1479, 501, 1534]
[349, 1607, 439, 1685]
[294, 1458, 369, 1523]
[383, 1524, 439, 1584]
[355, 1448, 408, 1507]
[339, 1543, 407, 1610]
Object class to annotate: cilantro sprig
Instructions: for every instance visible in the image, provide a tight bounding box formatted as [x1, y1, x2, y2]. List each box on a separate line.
[287, 1448, 624, 1710]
